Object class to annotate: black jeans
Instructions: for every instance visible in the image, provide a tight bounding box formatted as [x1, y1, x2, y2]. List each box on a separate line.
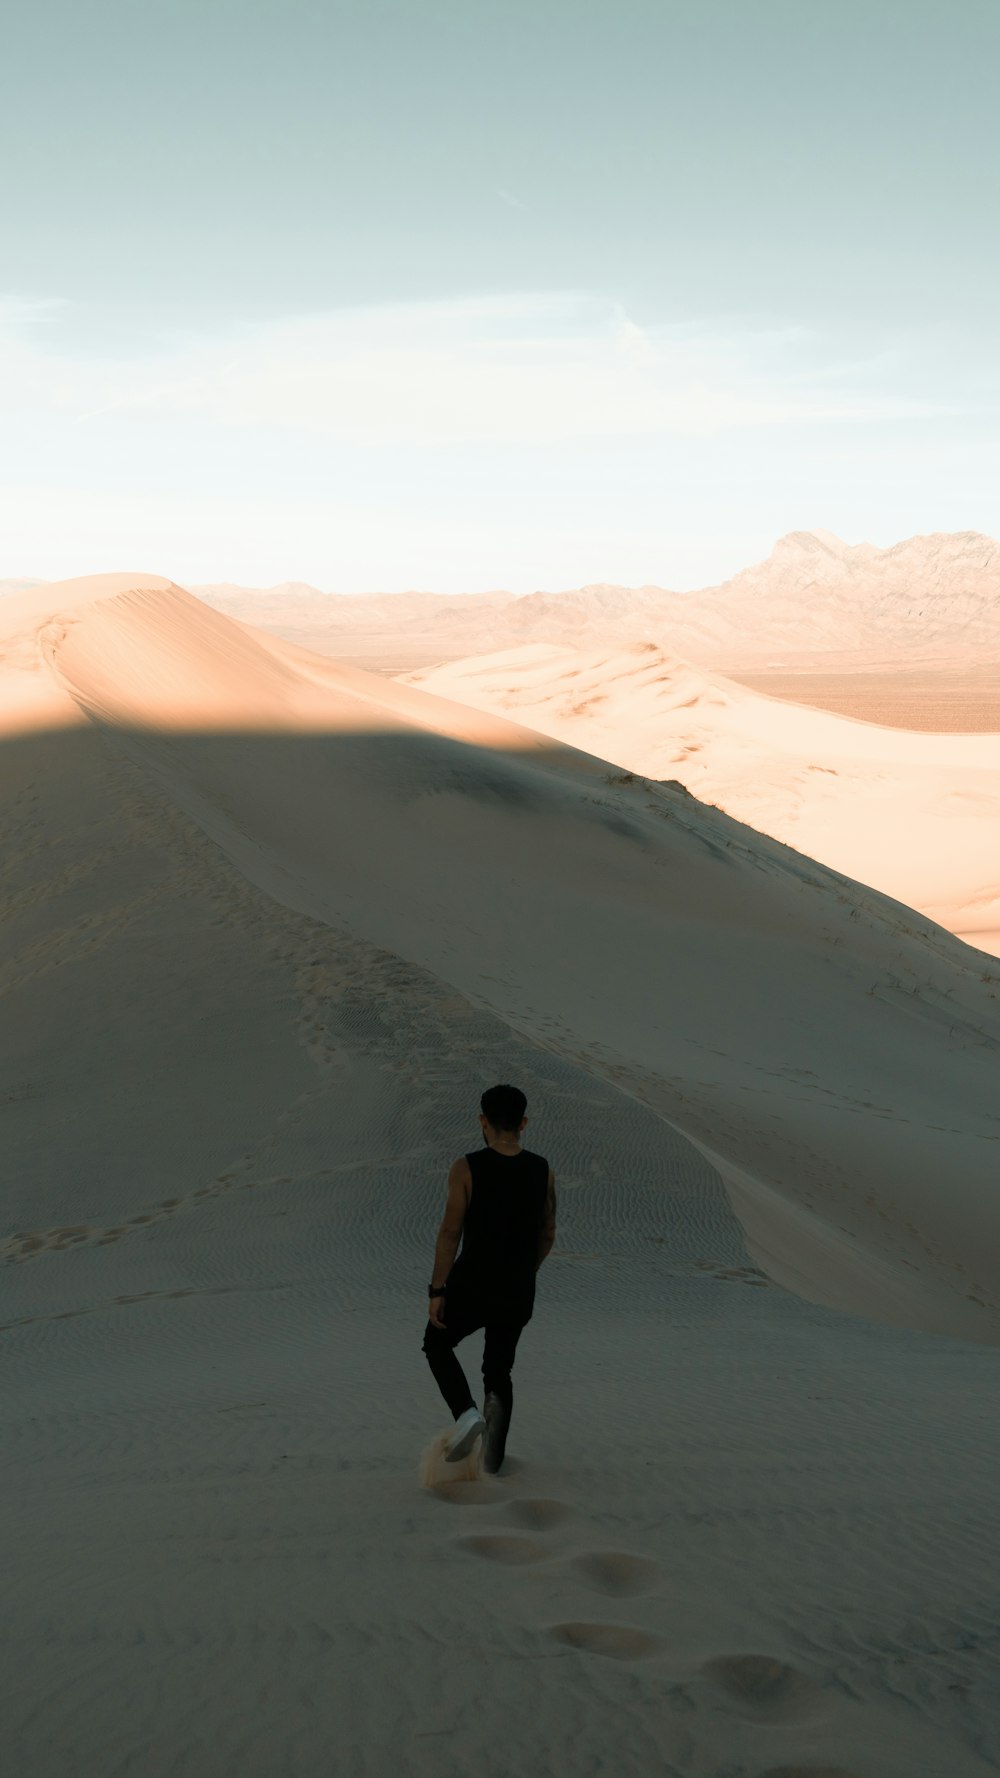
[422, 1287, 531, 1458]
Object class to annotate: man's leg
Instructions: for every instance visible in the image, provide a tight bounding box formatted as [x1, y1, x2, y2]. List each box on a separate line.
[481, 1315, 529, 1470]
[422, 1297, 484, 1420]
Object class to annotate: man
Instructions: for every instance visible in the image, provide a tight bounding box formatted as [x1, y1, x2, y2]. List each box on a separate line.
[422, 1084, 557, 1473]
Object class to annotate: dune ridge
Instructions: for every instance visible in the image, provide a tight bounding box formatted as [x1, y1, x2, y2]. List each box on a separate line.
[401, 638, 1000, 956]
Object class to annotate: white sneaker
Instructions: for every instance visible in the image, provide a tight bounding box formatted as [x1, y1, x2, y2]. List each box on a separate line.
[445, 1404, 486, 1462]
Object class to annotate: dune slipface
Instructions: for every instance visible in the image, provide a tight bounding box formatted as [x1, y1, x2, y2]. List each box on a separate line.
[3, 572, 1000, 1778]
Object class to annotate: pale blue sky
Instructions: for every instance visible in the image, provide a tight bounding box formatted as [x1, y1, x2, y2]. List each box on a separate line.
[2, 0, 998, 591]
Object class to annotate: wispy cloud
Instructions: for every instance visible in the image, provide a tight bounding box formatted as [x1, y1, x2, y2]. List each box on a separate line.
[496, 187, 528, 211]
[0, 291, 947, 449]
[0, 293, 70, 328]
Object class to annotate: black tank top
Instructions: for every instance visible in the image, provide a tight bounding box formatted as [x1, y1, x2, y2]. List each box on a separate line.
[449, 1146, 550, 1310]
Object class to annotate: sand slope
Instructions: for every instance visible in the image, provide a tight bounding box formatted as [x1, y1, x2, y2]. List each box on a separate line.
[5, 573, 999, 1342]
[402, 638, 1000, 955]
[3, 573, 1000, 1776]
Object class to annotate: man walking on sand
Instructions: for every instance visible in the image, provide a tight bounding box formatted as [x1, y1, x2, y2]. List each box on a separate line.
[422, 1084, 557, 1473]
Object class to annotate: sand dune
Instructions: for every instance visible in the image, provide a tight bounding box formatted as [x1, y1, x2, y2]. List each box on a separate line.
[4, 572, 1000, 1776]
[5, 572, 999, 1342]
[402, 639, 1000, 957]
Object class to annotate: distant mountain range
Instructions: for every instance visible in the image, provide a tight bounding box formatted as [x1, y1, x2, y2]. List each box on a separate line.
[7, 529, 1000, 667]
[193, 530, 1000, 668]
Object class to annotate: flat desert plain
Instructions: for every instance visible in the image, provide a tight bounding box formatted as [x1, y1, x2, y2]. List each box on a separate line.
[2, 573, 1000, 1778]
[730, 665, 1000, 734]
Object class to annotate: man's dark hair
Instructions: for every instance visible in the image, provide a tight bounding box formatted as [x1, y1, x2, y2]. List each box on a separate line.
[481, 1083, 527, 1133]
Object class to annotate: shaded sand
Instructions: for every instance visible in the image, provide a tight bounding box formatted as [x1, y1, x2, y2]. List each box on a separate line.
[404, 640, 1000, 958]
[2, 574, 1000, 1776]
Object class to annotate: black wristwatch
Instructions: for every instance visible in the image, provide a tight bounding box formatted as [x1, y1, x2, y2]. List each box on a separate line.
[428, 1285, 446, 1297]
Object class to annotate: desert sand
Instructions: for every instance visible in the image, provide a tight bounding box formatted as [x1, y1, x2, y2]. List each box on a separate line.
[3, 573, 1000, 1777]
[403, 641, 1000, 960]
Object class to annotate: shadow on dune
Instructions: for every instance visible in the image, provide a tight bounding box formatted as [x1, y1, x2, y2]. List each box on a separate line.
[2, 714, 1000, 1348]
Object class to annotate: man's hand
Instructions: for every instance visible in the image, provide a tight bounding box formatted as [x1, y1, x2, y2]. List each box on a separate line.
[427, 1293, 447, 1329]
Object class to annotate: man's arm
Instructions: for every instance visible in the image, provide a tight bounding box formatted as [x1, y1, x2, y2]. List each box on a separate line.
[431, 1157, 470, 1290]
[536, 1167, 557, 1271]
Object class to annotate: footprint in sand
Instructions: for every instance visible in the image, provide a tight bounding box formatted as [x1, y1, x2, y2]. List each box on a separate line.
[458, 1533, 551, 1565]
[435, 1469, 665, 1664]
[754, 1768, 859, 1778]
[8, 1233, 46, 1256]
[473, 1497, 664, 1656]
[547, 1621, 665, 1660]
[504, 1497, 576, 1532]
[4, 1195, 188, 1263]
[702, 1654, 830, 1722]
[503, 1501, 660, 1597]
[567, 1550, 659, 1596]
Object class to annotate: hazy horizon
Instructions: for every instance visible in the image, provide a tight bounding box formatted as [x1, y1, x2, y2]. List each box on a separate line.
[6, 522, 999, 603]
